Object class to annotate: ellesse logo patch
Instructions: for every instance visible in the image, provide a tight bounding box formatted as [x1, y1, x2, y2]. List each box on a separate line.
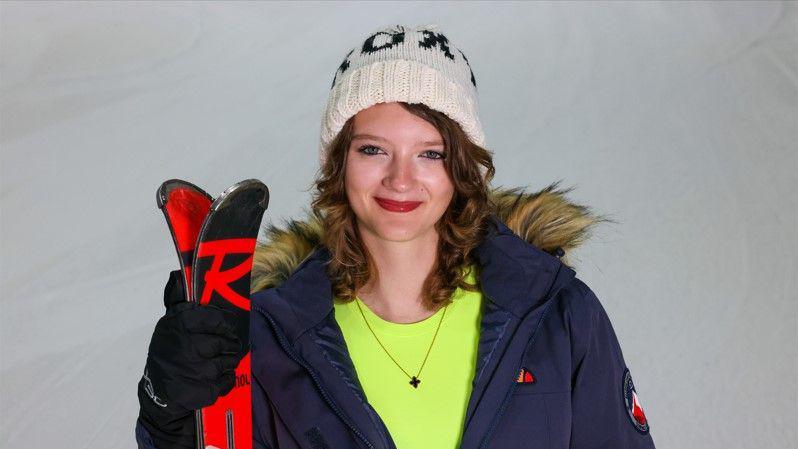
[515, 367, 535, 384]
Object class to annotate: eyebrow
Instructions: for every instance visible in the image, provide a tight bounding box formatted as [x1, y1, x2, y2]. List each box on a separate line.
[352, 133, 444, 146]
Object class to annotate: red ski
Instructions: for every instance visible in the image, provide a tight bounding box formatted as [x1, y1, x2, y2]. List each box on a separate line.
[157, 179, 269, 449]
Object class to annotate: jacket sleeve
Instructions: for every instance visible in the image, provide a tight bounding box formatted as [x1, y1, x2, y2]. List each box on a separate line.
[135, 418, 161, 449]
[251, 290, 279, 449]
[252, 367, 279, 449]
[569, 280, 656, 449]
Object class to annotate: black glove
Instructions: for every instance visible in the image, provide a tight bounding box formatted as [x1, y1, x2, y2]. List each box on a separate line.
[137, 270, 245, 449]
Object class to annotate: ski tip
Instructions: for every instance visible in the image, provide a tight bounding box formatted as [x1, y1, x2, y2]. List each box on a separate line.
[210, 179, 269, 213]
[156, 179, 214, 209]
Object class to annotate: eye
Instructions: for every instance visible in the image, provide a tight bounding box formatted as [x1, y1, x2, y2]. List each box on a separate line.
[421, 150, 445, 160]
[356, 145, 383, 155]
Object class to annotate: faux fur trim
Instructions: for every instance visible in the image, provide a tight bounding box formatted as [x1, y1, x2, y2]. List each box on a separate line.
[250, 181, 611, 293]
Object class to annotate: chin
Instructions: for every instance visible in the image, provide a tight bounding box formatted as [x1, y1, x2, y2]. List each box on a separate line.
[371, 222, 423, 242]
[361, 214, 434, 243]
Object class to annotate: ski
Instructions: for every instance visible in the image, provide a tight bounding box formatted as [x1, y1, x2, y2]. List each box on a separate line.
[157, 178, 269, 449]
[192, 179, 268, 449]
[156, 179, 214, 300]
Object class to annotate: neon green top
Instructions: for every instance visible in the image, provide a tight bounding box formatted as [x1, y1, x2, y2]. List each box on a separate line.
[333, 265, 483, 449]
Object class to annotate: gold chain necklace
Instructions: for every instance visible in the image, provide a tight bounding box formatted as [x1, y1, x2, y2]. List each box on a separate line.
[355, 297, 448, 389]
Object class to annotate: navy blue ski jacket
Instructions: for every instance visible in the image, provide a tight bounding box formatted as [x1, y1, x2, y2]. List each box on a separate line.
[246, 214, 655, 449]
[136, 186, 656, 449]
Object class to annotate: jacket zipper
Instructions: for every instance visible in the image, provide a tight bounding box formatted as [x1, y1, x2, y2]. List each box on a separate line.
[253, 304, 376, 449]
[477, 297, 557, 449]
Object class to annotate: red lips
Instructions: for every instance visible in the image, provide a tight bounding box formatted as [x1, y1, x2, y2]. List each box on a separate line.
[375, 197, 422, 212]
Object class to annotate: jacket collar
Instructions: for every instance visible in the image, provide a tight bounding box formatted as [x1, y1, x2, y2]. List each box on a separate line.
[262, 213, 573, 345]
[472, 214, 564, 318]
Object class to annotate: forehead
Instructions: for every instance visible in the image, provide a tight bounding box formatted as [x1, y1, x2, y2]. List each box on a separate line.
[351, 104, 444, 145]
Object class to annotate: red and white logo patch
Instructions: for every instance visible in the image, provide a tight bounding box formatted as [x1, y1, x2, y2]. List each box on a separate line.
[622, 368, 649, 434]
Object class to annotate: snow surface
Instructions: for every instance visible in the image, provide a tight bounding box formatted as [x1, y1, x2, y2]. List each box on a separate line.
[1, 2, 796, 448]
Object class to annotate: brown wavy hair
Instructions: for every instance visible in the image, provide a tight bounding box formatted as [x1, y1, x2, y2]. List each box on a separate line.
[310, 102, 496, 312]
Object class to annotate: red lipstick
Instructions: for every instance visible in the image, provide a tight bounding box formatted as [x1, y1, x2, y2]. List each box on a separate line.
[374, 197, 422, 212]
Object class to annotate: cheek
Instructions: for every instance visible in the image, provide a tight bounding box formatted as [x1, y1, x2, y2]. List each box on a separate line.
[426, 171, 455, 205]
[345, 159, 380, 200]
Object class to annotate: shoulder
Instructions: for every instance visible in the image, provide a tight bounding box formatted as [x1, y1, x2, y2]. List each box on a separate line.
[249, 248, 333, 343]
[546, 274, 617, 361]
[553, 275, 605, 324]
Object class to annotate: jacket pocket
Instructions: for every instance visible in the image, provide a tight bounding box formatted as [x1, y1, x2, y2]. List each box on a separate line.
[486, 390, 570, 449]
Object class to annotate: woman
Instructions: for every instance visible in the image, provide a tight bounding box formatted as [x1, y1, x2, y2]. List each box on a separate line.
[137, 24, 656, 449]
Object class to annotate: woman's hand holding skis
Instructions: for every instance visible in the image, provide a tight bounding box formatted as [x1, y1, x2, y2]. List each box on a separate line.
[136, 270, 245, 449]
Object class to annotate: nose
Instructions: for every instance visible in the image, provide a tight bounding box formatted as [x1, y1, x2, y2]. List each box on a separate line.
[382, 155, 414, 192]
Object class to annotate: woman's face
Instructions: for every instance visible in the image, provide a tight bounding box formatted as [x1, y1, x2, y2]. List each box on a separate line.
[345, 102, 454, 244]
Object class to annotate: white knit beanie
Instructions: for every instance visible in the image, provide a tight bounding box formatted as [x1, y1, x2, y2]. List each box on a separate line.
[318, 23, 486, 167]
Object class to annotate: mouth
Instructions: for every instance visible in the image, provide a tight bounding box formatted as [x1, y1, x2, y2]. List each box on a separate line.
[374, 197, 422, 212]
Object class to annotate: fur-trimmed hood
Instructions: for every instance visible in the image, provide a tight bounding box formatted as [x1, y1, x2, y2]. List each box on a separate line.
[250, 181, 609, 293]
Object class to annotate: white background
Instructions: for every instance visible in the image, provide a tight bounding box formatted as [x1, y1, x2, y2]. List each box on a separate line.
[1, 1, 796, 448]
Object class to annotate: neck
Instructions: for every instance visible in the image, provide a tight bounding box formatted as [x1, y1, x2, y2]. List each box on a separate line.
[356, 224, 440, 324]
